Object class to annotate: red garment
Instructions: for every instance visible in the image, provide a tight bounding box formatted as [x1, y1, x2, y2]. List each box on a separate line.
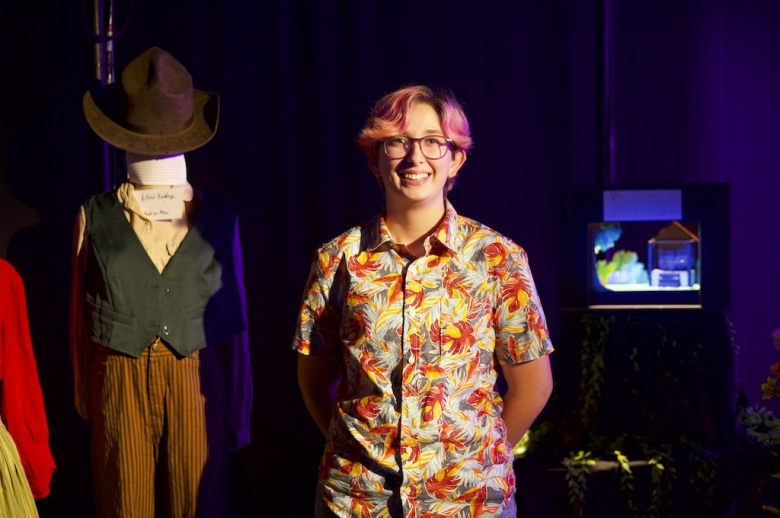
[0, 258, 56, 498]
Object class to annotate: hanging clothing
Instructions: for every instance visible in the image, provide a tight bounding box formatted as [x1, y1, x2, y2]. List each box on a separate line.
[0, 416, 39, 517]
[89, 340, 227, 517]
[0, 258, 57, 502]
[70, 182, 251, 518]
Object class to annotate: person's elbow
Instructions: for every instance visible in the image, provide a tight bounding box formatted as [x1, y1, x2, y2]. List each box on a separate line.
[504, 353, 553, 411]
[537, 357, 553, 403]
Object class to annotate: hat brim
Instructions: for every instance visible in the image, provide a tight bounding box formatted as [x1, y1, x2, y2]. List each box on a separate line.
[83, 84, 219, 155]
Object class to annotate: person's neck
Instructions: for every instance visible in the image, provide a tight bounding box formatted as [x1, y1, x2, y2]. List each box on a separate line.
[384, 199, 447, 257]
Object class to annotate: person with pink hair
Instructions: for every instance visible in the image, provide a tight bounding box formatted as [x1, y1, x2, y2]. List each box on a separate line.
[294, 84, 553, 517]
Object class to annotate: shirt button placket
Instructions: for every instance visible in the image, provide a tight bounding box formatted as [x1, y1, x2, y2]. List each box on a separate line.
[160, 285, 171, 341]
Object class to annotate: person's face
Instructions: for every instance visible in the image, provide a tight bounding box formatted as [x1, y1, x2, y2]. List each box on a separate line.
[371, 102, 465, 210]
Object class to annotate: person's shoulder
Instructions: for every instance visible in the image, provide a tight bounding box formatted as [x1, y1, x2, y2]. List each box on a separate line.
[316, 216, 378, 256]
[455, 213, 524, 253]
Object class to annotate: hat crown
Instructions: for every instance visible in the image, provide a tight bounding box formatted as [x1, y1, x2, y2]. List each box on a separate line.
[82, 46, 219, 155]
[121, 47, 195, 134]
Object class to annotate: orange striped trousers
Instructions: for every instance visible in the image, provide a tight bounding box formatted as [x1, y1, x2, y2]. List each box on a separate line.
[90, 339, 227, 518]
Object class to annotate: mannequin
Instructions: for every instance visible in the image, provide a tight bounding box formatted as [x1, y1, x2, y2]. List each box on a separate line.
[0, 258, 56, 516]
[70, 47, 252, 518]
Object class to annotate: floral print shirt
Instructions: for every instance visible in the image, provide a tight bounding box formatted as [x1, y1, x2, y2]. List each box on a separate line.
[293, 201, 553, 518]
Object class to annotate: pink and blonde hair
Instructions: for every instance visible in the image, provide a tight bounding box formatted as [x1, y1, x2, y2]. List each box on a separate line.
[357, 85, 472, 193]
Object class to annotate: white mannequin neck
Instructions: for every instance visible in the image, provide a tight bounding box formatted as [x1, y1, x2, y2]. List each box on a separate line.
[126, 152, 187, 186]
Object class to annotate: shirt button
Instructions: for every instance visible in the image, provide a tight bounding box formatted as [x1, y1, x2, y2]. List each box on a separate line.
[151, 343, 160, 351]
[161, 325, 170, 335]
[165, 288, 171, 293]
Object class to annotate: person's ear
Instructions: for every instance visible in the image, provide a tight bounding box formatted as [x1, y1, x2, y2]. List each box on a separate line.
[447, 149, 466, 178]
[369, 162, 381, 177]
[369, 156, 382, 178]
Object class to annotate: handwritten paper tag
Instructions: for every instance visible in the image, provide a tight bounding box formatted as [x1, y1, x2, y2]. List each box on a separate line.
[133, 188, 185, 220]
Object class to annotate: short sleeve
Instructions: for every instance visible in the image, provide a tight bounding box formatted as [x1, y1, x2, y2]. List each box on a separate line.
[292, 246, 343, 359]
[493, 245, 554, 365]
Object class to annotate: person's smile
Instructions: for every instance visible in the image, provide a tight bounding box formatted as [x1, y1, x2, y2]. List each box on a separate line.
[397, 170, 431, 183]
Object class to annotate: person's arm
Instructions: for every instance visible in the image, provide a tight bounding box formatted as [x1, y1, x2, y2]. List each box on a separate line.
[294, 245, 344, 438]
[493, 244, 554, 446]
[500, 354, 553, 447]
[297, 353, 343, 437]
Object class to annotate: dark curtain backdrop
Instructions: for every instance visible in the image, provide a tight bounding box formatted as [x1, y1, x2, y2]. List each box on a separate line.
[1, 1, 779, 517]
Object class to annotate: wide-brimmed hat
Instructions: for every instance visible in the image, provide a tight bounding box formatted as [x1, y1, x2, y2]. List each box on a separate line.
[83, 46, 219, 155]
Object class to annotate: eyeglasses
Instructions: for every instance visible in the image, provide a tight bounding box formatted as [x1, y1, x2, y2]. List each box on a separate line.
[382, 135, 453, 160]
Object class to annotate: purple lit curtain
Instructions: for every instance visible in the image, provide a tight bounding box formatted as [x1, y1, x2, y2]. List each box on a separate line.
[2, 1, 780, 516]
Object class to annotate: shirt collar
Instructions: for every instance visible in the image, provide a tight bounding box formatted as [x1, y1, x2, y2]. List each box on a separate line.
[431, 200, 462, 255]
[366, 200, 462, 255]
[364, 210, 394, 253]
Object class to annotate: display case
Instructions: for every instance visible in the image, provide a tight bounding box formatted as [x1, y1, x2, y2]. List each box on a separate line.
[561, 183, 729, 310]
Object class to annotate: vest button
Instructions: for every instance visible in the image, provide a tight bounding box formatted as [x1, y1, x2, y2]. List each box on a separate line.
[161, 325, 170, 335]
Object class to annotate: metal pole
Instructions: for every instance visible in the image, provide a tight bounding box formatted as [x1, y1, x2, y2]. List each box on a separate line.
[597, 0, 615, 186]
[106, 0, 115, 84]
[106, 0, 119, 189]
[92, 0, 116, 191]
[91, 0, 105, 83]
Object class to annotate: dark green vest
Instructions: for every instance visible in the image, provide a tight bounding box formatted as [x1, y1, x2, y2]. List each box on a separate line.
[83, 189, 246, 358]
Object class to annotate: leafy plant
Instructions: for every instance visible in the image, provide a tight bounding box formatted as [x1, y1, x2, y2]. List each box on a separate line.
[577, 313, 612, 434]
[731, 404, 780, 513]
[736, 405, 780, 473]
[679, 436, 718, 516]
[564, 450, 596, 518]
[523, 311, 725, 517]
[760, 329, 780, 400]
[614, 450, 636, 513]
[640, 442, 676, 518]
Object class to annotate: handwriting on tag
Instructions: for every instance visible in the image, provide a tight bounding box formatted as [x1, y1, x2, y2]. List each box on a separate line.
[133, 188, 185, 220]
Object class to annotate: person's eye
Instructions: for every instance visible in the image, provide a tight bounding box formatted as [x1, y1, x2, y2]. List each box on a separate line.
[387, 137, 407, 146]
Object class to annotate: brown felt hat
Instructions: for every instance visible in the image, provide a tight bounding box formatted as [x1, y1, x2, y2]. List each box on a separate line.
[83, 47, 219, 155]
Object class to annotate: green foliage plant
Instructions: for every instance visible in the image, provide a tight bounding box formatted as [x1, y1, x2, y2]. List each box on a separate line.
[639, 440, 677, 518]
[730, 329, 780, 512]
[614, 450, 636, 513]
[564, 450, 596, 518]
[735, 405, 780, 483]
[679, 436, 718, 516]
[524, 312, 724, 517]
[577, 313, 612, 435]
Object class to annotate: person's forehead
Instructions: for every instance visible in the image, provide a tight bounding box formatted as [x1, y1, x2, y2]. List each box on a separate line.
[400, 103, 442, 134]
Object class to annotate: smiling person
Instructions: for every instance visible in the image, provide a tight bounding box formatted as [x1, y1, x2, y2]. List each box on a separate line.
[294, 85, 554, 518]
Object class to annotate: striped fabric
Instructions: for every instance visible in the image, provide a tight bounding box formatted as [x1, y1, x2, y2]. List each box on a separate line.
[90, 339, 227, 518]
[0, 417, 39, 517]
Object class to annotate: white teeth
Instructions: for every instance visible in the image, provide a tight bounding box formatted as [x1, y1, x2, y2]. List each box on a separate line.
[400, 173, 429, 180]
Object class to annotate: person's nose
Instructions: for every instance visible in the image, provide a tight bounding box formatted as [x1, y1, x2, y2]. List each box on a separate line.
[406, 139, 426, 162]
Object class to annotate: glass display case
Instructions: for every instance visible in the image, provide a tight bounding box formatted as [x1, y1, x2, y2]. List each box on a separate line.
[561, 184, 729, 310]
